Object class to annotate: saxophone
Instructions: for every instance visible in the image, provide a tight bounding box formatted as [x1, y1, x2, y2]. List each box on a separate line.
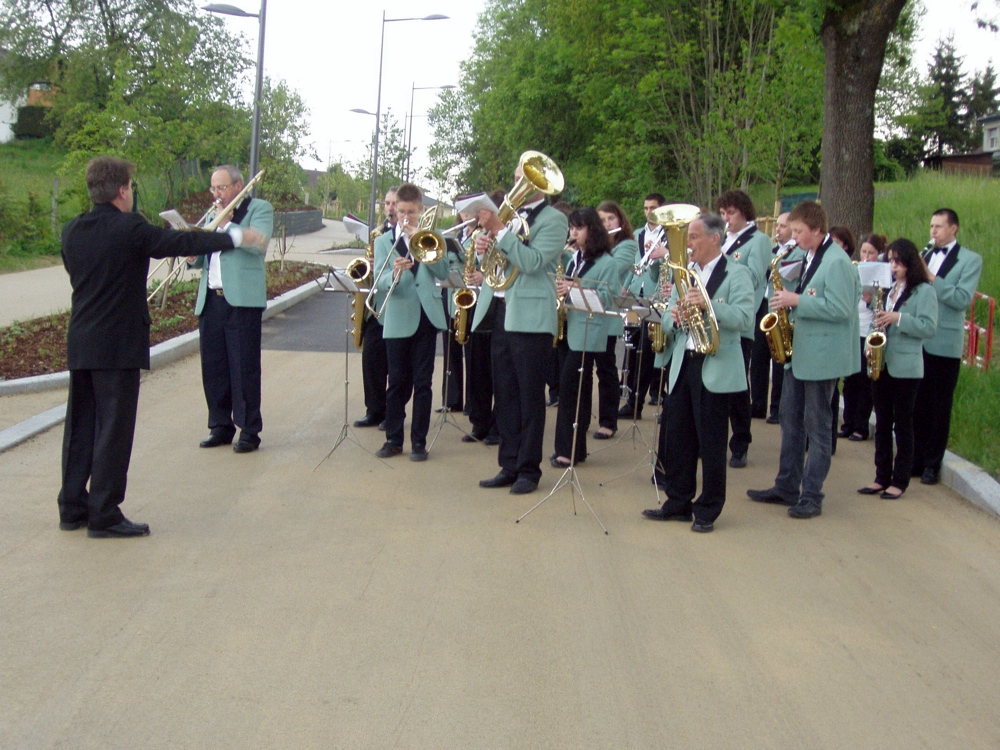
[759, 243, 795, 364]
[553, 247, 570, 348]
[647, 260, 670, 354]
[453, 232, 478, 346]
[866, 282, 886, 380]
[347, 226, 382, 350]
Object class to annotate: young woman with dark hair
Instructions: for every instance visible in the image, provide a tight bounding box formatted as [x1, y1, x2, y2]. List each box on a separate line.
[857, 238, 937, 500]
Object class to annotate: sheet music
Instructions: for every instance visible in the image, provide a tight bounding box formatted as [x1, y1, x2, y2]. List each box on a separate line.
[857, 261, 892, 292]
[569, 287, 605, 313]
[159, 209, 190, 230]
[438, 270, 468, 289]
[342, 214, 371, 243]
[455, 193, 501, 216]
[779, 259, 803, 282]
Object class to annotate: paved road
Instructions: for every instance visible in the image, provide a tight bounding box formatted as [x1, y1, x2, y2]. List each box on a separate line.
[1, 293, 999, 748]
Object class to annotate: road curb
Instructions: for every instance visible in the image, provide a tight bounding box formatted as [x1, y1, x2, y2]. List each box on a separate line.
[0, 277, 324, 454]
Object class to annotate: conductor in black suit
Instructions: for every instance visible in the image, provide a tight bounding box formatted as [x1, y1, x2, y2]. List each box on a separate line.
[57, 156, 267, 538]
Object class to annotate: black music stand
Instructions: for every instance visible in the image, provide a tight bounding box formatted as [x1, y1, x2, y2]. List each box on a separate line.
[313, 268, 393, 470]
[428, 269, 474, 450]
[516, 279, 614, 534]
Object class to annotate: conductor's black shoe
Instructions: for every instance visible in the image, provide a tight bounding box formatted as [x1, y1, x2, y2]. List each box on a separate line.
[233, 439, 259, 454]
[409, 448, 429, 462]
[509, 478, 538, 495]
[353, 414, 382, 428]
[482, 434, 500, 446]
[200, 431, 234, 448]
[766, 414, 780, 424]
[641, 508, 692, 522]
[59, 518, 87, 531]
[920, 467, 940, 485]
[618, 403, 641, 419]
[691, 519, 714, 533]
[729, 452, 747, 468]
[87, 519, 150, 538]
[747, 487, 796, 506]
[788, 501, 822, 519]
[479, 471, 517, 488]
[375, 442, 403, 458]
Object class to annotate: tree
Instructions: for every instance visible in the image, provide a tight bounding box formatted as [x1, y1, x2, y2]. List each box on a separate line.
[818, 0, 908, 235]
[923, 36, 968, 157]
[964, 63, 999, 150]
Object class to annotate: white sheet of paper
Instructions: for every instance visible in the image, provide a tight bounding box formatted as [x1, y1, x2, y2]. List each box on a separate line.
[779, 259, 803, 282]
[342, 214, 371, 243]
[858, 261, 892, 292]
[159, 209, 189, 230]
[569, 287, 605, 313]
[321, 269, 360, 293]
[455, 193, 501, 217]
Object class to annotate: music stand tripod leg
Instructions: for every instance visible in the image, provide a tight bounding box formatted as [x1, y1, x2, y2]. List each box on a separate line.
[428, 326, 472, 451]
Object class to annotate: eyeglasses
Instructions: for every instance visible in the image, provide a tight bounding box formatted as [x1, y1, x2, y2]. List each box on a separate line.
[210, 184, 233, 194]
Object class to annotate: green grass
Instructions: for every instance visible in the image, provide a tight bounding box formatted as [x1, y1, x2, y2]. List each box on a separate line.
[0, 138, 69, 207]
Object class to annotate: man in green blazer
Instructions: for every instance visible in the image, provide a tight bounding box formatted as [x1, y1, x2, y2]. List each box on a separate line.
[192, 165, 274, 454]
[716, 190, 772, 469]
[371, 184, 451, 461]
[474, 172, 569, 495]
[748, 201, 861, 519]
[643, 214, 755, 532]
[912, 208, 983, 484]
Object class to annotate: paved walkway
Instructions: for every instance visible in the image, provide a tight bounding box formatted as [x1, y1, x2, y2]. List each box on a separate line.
[1, 292, 999, 748]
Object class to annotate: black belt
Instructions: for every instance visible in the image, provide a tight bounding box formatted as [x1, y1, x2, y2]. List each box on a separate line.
[685, 350, 705, 360]
[212, 288, 224, 296]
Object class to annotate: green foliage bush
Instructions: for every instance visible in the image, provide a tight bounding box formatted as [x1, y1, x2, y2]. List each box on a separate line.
[0, 180, 59, 257]
[12, 106, 54, 139]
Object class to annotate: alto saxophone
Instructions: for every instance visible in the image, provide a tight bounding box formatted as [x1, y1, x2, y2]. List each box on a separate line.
[453, 233, 478, 346]
[347, 226, 381, 350]
[759, 243, 795, 364]
[553, 249, 569, 347]
[866, 282, 886, 380]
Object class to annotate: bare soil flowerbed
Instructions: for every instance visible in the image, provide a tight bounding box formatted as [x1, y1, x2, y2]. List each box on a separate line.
[0, 261, 325, 381]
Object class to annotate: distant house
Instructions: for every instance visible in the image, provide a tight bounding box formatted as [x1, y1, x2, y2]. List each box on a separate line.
[930, 111, 1000, 176]
[982, 112, 1000, 154]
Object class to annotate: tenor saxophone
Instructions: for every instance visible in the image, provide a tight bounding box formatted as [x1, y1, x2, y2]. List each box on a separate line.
[453, 232, 478, 346]
[348, 226, 381, 350]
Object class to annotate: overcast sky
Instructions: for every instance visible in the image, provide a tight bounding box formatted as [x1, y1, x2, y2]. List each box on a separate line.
[208, 0, 995, 195]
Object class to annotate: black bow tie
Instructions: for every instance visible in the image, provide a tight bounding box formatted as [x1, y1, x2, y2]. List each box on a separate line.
[932, 246, 948, 255]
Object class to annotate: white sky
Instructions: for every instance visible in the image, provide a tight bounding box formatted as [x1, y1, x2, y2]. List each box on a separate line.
[209, 0, 996, 195]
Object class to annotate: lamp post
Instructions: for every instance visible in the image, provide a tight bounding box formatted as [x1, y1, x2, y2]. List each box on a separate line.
[362, 11, 448, 230]
[406, 83, 455, 182]
[202, 1, 267, 196]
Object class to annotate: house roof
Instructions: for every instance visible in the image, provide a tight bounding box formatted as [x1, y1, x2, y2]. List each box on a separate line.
[978, 111, 1000, 124]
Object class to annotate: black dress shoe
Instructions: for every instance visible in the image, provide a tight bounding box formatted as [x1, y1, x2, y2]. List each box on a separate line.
[482, 434, 500, 446]
[88, 518, 150, 538]
[59, 518, 87, 531]
[729, 452, 747, 468]
[837, 426, 852, 438]
[509, 478, 538, 494]
[857, 485, 884, 495]
[787, 501, 822, 519]
[747, 487, 795, 506]
[848, 432, 868, 441]
[353, 414, 383, 428]
[378, 421, 386, 431]
[233, 440, 259, 453]
[641, 507, 692, 522]
[409, 448, 429, 462]
[479, 471, 517, 488]
[593, 429, 616, 440]
[618, 404, 641, 419]
[200, 432, 234, 448]
[691, 519, 714, 533]
[880, 489, 905, 499]
[648, 395, 660, 406]
[461, 434, 478, 443]
[920, 467, 939, 485]
[766, 414, 780, 424]
[375, 442, 403, 458]
[547, 395, 559, 407]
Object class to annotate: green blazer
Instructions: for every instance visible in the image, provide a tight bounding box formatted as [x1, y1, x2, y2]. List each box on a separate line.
[921, 243, 982, 359]
[883, 282, 938, 379]
[661, 257, 755, 394]
[373, 231, 451, 338]
[471, 204, 568, 335]
[787, 237, 861, 381]
[193, 198, 273, 314]
[607, 238, 637, 337]
[565, 252, 620, 352]
[724, 225, 771, 340]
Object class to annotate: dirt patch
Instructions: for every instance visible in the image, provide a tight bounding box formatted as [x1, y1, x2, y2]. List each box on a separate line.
[0, 261, 324, 381]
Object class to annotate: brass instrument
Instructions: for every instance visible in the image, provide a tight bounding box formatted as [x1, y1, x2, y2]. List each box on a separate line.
[553, 244, 572, 347]
[651, 204, 719, 356]
[759, 243, 795, 364]
[453, 228, 478, 346]
[866, 282, 886, 380]
[481, 150, 564, 291]
[647, 259, 670, 354]
[347, 226, 382, 350]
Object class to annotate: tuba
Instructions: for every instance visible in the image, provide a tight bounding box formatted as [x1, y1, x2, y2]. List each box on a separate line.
[480, 150, 564, 291]
[652, 204, 719, 356]
[759, 243, 796, 364]
[866, 282, 886, 380]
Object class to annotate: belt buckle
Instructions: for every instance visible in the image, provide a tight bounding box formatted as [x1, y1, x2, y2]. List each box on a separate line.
[214, 288, 225, 296]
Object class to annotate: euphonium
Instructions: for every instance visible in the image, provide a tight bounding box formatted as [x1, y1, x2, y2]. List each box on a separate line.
[866, 282, 886, 381]
[481, 150, 564, 291]
[759, 243, 795, 364]
[453, 231, 478, 346]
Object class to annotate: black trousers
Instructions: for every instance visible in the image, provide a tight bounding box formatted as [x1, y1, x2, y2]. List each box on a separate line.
[554, 343, 597, 461]
[384, 310, 438, 450]
[492, 302, 550, 483]
[465, 326, 496, 439]
[728, 337, 754, 454]
[199, 291, 263, 440]
[546, 344, 561, 399]
[657, 354, 729, 523]
[361, 315, 388, 421]
[594, 335, 619, 431]
[841, 337, 874, 437]
[912, 351, 962, 474]
[58, 368, 140, 530]
[873, 372, 920, 490]
[749, 299, 770, 417]
[441, 298, 464, 409]
[621, 322, 656, 411]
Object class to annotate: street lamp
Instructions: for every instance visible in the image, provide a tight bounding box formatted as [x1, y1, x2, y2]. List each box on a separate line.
[363, 11, 449, 229]
[203, 1, 267, 196]
[406, 83, 455, 181]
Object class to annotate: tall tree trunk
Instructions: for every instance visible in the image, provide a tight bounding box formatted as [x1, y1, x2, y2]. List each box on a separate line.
[819, 0, 906, 235]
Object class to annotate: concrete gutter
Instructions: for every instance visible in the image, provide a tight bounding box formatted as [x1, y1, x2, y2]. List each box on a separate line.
[0, 278, 323, 454]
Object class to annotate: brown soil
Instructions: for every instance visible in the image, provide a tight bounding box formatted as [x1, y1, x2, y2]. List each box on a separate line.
[0, 261, 324, 381]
